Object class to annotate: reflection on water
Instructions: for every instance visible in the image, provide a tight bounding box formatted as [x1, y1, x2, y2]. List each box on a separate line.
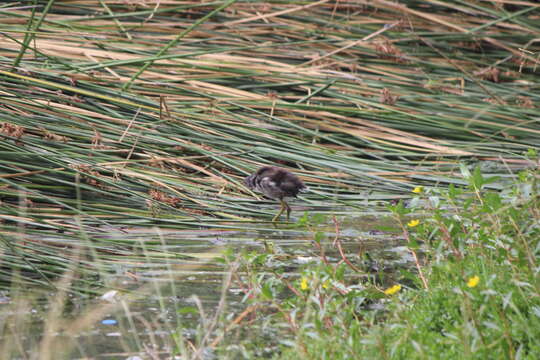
[1, 214, 413, 358]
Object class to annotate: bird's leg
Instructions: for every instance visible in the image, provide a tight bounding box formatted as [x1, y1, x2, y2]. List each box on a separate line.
[284, 201, 291, 222]
[272, 199, 287, 222]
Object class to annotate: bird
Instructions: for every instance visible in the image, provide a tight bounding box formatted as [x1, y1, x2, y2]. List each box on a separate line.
[244, 166, 306, 222]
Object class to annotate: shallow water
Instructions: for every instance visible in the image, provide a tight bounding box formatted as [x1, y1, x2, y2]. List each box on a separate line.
[1, 213, 412, 358]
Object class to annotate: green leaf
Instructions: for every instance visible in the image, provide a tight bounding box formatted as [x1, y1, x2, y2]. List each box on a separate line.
[314, 231, 325, 244]
[261, 283, 274, 300]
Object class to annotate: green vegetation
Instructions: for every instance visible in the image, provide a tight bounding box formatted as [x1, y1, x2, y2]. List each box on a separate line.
[0, 1, 539, 358]
[225, 164, 539, 359]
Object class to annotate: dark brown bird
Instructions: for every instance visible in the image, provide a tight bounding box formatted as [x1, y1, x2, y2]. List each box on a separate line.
[244, 166, 306, 222]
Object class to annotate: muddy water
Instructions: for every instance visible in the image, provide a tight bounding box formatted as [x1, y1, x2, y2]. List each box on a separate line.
[2, 214, 412, 358]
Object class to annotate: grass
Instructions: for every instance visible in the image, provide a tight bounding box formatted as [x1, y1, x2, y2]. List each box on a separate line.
[222, 164, 539, 359]
[1, 0, 538, 287]
[0, 0, 539, 358]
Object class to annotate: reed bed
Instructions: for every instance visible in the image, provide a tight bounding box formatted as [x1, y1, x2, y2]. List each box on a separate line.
[0, 1, 539, 289]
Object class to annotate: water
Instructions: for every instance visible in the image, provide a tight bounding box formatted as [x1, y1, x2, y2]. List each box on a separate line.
[1, 214, 413, 358]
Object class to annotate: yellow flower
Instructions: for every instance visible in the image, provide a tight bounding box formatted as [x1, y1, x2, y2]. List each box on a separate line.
[407, 219, 420, 227]
[412, 186, 423, 194]
[300, 277, 309, 291]
[466, 275, 480, 288]
[322, 280, 331, 289]
[384, 284, 401, 295]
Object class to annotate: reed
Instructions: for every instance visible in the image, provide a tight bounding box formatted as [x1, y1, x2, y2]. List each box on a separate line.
[0, 0, 538, 312]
